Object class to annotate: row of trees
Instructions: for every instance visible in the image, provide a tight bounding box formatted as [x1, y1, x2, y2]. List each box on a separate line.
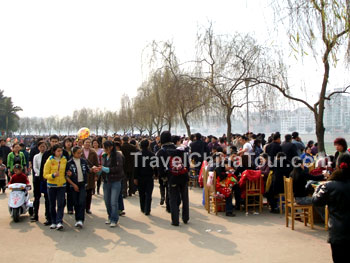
[0, 90, 22, 137]
[18, 108, 119, 136]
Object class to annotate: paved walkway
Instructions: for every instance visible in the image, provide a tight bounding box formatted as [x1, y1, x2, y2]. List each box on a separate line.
[0, 184, 331, 263]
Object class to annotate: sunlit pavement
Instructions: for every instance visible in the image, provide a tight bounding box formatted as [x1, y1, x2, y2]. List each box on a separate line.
[0, 183, 331, 263]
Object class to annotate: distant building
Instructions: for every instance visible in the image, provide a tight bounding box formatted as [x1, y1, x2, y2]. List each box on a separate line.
[281, 108, 314, 134]
[281, 90, 350, 134]
[324, 90, 350, 132]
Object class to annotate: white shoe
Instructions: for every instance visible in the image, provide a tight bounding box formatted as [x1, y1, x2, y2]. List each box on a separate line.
[105, 220, 111, 224]
[56, 223, 63, 230]
[110, 222, 117, 228]
[75, 221, 83, 228]
[50, 224, 57, 229]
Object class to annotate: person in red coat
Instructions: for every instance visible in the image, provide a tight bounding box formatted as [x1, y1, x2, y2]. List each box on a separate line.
[9, 164, 30, 185]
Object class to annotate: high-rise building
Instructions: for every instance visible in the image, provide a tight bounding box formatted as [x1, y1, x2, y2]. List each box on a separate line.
[324, 90, 350, 132]
[280, 90, 350, 133]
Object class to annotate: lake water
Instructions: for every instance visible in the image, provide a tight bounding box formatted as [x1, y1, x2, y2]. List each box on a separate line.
[292, 134, 350, 155]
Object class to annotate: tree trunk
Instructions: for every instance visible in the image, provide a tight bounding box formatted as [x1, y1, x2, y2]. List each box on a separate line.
[168, 120, 172, 132]
[180, 109, 191, 137]
[184, 121, 191, 138]
[315, 112, 326, 154]
[316, 48, 331, 154]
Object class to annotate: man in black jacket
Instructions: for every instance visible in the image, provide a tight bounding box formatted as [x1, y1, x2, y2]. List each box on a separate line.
[29, 138, 42, 176]
[265, 133, 282, 161]
[134, 139, 157, 215]
[190, 133, 209, 175]
[281, 134, 299, 162]
[121, 136, 138, 197]
[157, 131, 189, 226]
[267, 152, 292, 213]
[150, 136, 160, 153]
[0, 139, 11, 162]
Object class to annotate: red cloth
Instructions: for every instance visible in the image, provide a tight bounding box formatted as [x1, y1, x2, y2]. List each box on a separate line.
[216, 173, 237, 198]
[198, 161, 207, 188]
[238, 170, 264, 199]
[9, 173, 30, 185]
[310, 167, 332, 176]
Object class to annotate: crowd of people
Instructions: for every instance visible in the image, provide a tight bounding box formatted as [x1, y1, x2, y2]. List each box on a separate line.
[0, 130, 349, 262]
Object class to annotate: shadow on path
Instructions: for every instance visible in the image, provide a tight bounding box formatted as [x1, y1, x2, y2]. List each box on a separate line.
[149, 209, 238, 256]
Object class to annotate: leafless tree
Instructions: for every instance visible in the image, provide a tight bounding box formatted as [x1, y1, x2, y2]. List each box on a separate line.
[195, 24, 263, 142]
[249, 0, 350, 153]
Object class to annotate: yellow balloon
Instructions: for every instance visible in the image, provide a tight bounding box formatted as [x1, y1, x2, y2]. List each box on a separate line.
[78, 127, 90, 140]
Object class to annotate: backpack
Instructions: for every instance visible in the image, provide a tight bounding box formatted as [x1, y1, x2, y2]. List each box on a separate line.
[166, 148, 188, 176]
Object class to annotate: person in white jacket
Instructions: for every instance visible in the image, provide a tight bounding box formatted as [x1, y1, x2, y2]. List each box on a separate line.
[31, 141, 47, 222]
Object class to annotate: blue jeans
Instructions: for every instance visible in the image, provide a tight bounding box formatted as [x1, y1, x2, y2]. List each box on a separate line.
[103, 181, 121, 223]
[48, 186, 66, 224]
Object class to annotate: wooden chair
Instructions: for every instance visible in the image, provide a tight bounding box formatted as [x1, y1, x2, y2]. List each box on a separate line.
[279, 193, 285, 214]
[284, 176, 314, 230]
[208, 171, 225, 215]
[188, 168, 198, 189]
[188, 160, 198, 189]
[245, 176, 263, 213]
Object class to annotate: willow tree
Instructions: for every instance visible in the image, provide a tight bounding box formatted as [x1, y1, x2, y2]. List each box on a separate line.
[150, 40, 209, 137]
[90, 109, 103, 135]
[134, 82, 156, 136]
[118, 94, 134, 134]
[251, 0, 350, 153]
[150, 71, 169, 135]
[195, 25, 263, 142]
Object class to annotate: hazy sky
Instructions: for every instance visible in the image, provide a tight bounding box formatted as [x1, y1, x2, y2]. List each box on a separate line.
[1, 0, 349, 118]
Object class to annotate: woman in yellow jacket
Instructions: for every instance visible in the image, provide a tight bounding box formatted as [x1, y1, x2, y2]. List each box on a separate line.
[43, 144, 67, 230]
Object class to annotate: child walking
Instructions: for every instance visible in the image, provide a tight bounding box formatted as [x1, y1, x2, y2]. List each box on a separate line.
[66, 146, 90, 228]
